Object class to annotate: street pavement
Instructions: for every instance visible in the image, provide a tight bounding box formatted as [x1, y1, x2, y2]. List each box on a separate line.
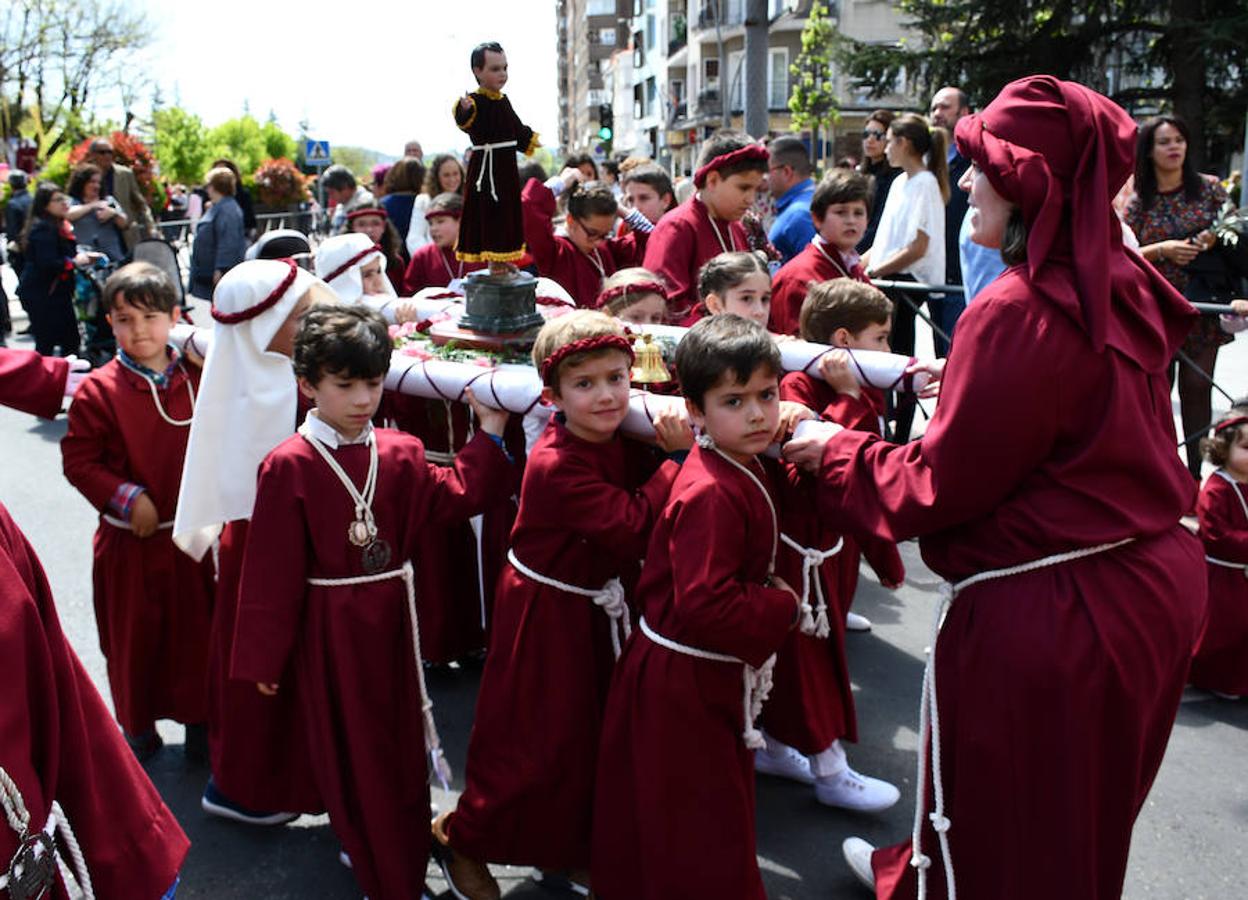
[1, 281, 1246, 898]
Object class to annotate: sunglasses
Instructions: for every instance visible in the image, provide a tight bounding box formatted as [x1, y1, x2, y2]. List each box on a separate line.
[862, 129, 886, 140]
[575, 220, 612, 242]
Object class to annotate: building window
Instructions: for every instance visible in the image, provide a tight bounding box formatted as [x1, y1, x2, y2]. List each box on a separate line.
[646, 14, 656, 50]
[704, 57, 719, 86]
[634, 32, 645, 67]
[588, 0, 615, 14]
[600, 28, 617, 46]
[647, 77, 658, 114]
[768, 47, 789, 109]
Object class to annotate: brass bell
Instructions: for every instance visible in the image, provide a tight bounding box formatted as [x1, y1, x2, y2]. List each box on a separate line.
[631, 333, 671, 384]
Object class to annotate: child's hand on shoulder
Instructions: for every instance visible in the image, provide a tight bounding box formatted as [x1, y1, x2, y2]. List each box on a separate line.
[768, 574, 803, 625]
[775, 400, 816, 443]
[818, 349, 860, 398]
[652, 405, 694, 453]
[256, 683, 279, 696]
[130, 492, 160, 538]
[464, 386, 509, 437]
[905, 357, 946, 400]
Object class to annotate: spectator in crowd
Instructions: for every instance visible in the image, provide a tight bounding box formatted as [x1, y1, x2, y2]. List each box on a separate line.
[188, 167, 246, 299]
[211, 158, 257, 239]
[87, 137, 156, 249]
[4, 170, 34, 334]
[601, 158, 622, 199]
[564, 153, 599, 182]
[323, 165, 376, 235]
[766, 135, 817, 263]
[381, 156, 426, 243]
[404, 139, 424, 160]
[620, 163, 676, 225]
[1126, 115, 1231, 480]
[928, 87, 973, 347]
[371, 163, 391, 200]
[857, 110, 901, 253]
[408, 153, 467, 253]
[19, 182, 93, 356]
[66, 163, 129, 263]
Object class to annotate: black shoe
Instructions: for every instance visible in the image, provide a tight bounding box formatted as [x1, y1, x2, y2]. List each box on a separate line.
[201, 778, 299, 826]
[124, 729, 164, 762]
[184, 723, 208, 765]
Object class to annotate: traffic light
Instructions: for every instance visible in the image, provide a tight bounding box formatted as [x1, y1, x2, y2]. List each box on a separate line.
[597, 103, 614, 141]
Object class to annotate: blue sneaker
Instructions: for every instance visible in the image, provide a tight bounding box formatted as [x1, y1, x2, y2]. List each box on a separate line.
[200, 779, 299, 826]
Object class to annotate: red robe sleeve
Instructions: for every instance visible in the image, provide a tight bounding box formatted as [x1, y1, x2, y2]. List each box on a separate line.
[769, 263, 813, 336]
[643, 213, 700, 316]
[607, 229, 646, 269]
[403, 243, 439, 294]
[521, 179, 561, 276]
[1199, 476, 1248, 561]
[407, 429, 515, 525]
[0, 348, 67, 419]
[666, 482, 796, 667]
[0, 504, 187, 897]
[61, 374, 129, 511]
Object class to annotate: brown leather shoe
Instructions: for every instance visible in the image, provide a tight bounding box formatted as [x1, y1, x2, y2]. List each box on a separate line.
[431, 811, 501, 900]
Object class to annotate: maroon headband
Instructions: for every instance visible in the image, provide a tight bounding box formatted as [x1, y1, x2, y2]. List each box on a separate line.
[324, 244, 382, 284]
[426, 208, 463, 221]
[346, 207, 387, 223]
[1214, 415, 1248, 434]
[595, 280, 668, 309]
[210, 258, 299, 325]
[539, 334, 635, 381]
[693, 144, 769, 188]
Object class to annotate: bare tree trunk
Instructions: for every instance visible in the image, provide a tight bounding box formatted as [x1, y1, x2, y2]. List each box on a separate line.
[1169, 0, 1206, 170]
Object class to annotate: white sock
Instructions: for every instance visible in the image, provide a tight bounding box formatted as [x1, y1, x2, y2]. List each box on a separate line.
[763, 731, 797, 757]
[811, 739, 849, 780]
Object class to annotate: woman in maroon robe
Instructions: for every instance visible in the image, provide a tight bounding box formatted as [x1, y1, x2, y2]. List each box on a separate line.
[785, 76, 1207, 900]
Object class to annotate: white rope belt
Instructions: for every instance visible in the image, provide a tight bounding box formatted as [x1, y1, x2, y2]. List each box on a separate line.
[638, 616, 775, 750]
[779, 533, 844, 638]
[471, 140, 518, 202]
[507, 549, 630, 659]
[102, 515, 174, 531]
[307, 561, 452, 790]
[911, 537, 1136, 900]
[0, 767, 93, 899]
[1205, 554, 1248, 575]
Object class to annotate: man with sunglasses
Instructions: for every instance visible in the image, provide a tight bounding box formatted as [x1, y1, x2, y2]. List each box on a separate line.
[88, 138, 156, 251]
[766, 135, 817, 263]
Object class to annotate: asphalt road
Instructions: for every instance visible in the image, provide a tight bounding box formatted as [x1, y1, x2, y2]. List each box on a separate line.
[1, 285, 1245, 899]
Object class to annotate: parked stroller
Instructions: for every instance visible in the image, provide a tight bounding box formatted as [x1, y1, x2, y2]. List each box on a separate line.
[131, 237, 194, 322]
[71, 255, 119, 368]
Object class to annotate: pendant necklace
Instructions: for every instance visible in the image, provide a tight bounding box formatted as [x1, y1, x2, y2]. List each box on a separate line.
[298, 422, 393, 574]
[699, 194, 737, 253]
[440, 247, 464, 283]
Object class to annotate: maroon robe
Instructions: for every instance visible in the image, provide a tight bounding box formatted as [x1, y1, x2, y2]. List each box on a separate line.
[813, 267, 1205, 900]
[0, 502, 188, 898]
[60, 359, 214, 734]
[768, 240, 870, 336]
[454, 89, 538, 264]
[447, 417, 677, 871]
[1192, 472, 1248, 694]
[591, 446, 797, 899]
[402, 242, 485, 294]
[0, 348, 67, 418]
[642, 195, 749, 322]
[232, 429, 511, 900]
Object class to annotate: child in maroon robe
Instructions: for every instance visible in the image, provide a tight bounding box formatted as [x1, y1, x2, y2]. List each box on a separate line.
[454, 41, 539, 269]
[694, 250, 774, 329]
[232, 305, 514, 900]
[403, 192, 486, 293]
[433, 311, 684, 898]
[643, 130, 768, 322]
[595, 267, 669, 326]
[0, 347, 82, 418]
[1192, 411, 1248, 697]
[62, 262, 214, 761]
[521, 171, 651, 306]
[0, 500, 187, 899]
[768, 169, 874, 336]
[592, 315, 802, 899]
[759, 279, 903, 812]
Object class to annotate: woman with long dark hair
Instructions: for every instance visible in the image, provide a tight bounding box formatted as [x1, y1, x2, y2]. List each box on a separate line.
[857, 109, 901, 253]
[1125, 115, 1230, 478]
[786, 76, 1205, 900]
[19, 182, 95, 356]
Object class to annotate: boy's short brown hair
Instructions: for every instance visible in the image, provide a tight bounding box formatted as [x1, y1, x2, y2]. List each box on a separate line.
[810, 170, 872, 220]
[531, 310, 629, 389]
[103, 261, 179, 314]
[675, 314, 781, 409]
[799, 280, 892, 344]
[697, 129, 768, 181]
[428, 191, 464, 218]
[293, 305, 391, 385]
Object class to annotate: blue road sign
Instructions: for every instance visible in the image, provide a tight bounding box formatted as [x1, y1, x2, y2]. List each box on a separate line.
[304, 140, 331, 166]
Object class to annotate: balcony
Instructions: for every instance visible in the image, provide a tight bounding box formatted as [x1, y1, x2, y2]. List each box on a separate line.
[696, 87, 722, 117]
[669, 13, 687, 54]
[695, 1, 745, 31]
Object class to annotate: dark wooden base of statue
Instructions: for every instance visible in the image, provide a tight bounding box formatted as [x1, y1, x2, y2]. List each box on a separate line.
[459, 270, 544, 334]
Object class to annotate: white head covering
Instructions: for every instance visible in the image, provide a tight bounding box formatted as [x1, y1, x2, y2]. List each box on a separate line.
[315, 233, 392, 304]
[173, 259, 320, 560]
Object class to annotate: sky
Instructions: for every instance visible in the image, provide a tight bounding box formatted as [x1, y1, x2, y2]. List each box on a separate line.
[136, 0, 560, 159]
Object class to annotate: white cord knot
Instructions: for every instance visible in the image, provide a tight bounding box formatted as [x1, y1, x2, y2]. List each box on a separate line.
[780, 534, 843, 639]
[929, 813, 951, 833]
[910, 852, 932, 870]
[742, 655, 776, 749]
[593, 578, 632, 658]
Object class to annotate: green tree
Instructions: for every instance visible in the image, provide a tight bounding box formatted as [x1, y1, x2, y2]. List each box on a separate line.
[206, 114, 299, 177]
[788, 0, 839, 167]
[832, 0, 1248, 170]
[152, 106, 212, 184]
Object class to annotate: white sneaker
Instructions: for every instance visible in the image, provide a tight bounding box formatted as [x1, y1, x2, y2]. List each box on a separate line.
[1211, 690, 1241, 700]
[754, 743, 815, 785]
[842, 836, 877, 890]
[845, 611, 872, 632]
[815, 768, 900, 812]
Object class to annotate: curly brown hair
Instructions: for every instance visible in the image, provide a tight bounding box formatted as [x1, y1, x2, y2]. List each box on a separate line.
[1201, 403, 1248, 467]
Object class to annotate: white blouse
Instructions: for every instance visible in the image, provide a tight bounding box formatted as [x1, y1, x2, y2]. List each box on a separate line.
[870, 169, 946, 287]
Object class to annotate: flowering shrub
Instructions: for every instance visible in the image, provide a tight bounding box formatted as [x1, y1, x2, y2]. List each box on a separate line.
[252, 157, 312, 206]
[68, 132, 159, 206]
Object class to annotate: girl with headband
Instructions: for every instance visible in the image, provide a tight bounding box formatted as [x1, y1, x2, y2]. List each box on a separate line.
[595, 267, 669, 326]
[174, 258, 336, 827]
[1191, 408, 1248, 699]
[785, 76, 1205, 900]
[643, 129, 769, 322]
[402, 192, 486, 294]
[344, 205, 408, 294]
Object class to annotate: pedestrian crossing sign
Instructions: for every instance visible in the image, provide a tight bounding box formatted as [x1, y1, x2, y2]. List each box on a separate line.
[304, 140, 331, 166]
